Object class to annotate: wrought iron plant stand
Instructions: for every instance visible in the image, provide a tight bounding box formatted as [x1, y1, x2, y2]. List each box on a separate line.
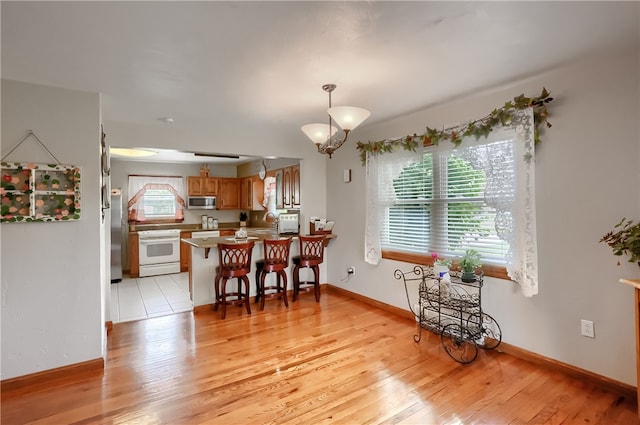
[396, 265, 502, 364]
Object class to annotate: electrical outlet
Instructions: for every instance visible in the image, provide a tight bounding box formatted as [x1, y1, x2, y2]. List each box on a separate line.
[347, 266, 355, 275]
[581, 319, 595, 338]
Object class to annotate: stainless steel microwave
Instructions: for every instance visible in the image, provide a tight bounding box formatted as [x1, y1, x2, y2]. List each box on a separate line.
[187, 196, 216, 210]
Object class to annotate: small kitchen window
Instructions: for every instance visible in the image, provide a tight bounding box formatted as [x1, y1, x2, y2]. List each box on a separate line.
[127, 175, 185, 223]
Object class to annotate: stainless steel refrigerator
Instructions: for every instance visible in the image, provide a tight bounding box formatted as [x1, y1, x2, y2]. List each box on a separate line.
[110, 188, 123, 283]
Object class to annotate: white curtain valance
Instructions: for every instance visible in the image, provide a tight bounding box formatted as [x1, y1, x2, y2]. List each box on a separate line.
[127, 175, 185, 222]
[364, 108, 538, 296]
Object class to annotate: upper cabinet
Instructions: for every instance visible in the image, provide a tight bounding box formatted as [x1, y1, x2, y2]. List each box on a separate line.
[272, 164, 300, 209]
[252, 176, 265, 210]
[291, 165, 300, 209]
[282, 167, 292, 209]
[240, 176, 265, 211]
[188, 176, 218, 196]
[185, 161, 298, 211]
[218, 178, 240, 210]
[240, 176, 252, 210]
[279, 164, 300, 209]
[274, 169, 284, 209]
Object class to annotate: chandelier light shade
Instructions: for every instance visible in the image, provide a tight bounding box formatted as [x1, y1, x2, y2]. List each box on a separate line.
[301, 123, 339, 145]
[327, 106, 371, 131]
[301, 84, 370, 158]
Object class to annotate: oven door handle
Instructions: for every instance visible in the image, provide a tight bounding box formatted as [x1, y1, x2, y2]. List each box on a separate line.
[139, 237, 179, 244]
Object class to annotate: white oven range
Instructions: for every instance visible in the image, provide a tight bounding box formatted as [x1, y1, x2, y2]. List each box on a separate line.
[138, 229, 181, 277]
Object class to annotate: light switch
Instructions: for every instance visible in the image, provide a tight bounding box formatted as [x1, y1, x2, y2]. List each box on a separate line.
[343, 169, 351, 183]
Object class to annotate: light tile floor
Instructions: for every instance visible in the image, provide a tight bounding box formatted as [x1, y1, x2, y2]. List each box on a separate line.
[111, 272, 193, 323]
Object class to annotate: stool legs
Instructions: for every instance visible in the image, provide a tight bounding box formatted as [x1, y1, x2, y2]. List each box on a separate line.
[240, 276, 251, 315]
[293, 264, 300, 302]
[216, 276, 251, 319]
[213, 274, 221, 311]
[254, 267, 262, 304]
[258, 269, 288, 311]
[279, 273, 288, 308]
[312, 265, 320, 302]
[292, 264, 320, 302]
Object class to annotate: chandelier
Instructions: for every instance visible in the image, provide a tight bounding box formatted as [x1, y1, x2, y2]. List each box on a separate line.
[301, 84, 370, 158]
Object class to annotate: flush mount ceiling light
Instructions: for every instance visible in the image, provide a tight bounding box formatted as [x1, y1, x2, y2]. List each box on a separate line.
[301, 84, 370, 158]
[109, 147, 158, 158]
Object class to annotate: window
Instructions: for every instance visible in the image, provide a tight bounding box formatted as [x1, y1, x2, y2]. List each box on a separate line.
[364, 108, 538, 296]
[382, 143, 512, 265]
[141, 187, 177, 219]
[127, 176, 185, 223]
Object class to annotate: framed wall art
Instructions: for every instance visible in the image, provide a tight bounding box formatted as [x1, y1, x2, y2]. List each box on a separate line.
[1, 162, 81, 223]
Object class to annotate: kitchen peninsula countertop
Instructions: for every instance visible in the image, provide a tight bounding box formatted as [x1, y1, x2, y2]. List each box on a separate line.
[182, 231, 336, 258]
[129, 222, 244, 233]
[185, 230, 335, 306]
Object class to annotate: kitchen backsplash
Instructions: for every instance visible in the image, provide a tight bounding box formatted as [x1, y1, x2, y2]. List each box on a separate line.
[183, 208, 238, 226]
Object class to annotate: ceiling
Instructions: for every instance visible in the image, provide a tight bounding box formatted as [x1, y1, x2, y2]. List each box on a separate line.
[2, 1, 638, 164]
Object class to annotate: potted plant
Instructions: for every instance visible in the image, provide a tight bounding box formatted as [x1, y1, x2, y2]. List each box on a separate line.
[600, 218, 640, 268]
[239, 211, 248, 227]
[459, 249, 482, 282]
[431, 252, 452, 277]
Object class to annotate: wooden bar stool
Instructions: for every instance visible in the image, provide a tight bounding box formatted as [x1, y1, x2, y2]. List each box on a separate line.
[254, 237, 292, 310]
[292, 235, 325, 302]
[214, 241, 255, 319]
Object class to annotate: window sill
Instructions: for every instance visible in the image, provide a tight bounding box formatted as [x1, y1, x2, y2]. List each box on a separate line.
[381, 250, 510, 281]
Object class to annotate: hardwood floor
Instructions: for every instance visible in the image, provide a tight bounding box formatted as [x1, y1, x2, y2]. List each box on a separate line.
[2, 290, 638, 424]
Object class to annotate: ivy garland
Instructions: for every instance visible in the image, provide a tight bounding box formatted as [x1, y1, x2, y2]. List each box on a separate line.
[355, 87, 553, 165]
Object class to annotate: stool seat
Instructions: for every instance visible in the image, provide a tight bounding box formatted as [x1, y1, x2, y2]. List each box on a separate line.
[214, 241, 255, 319]
[255, 238, 292, 310]
[292, 255, 322, 264]
[292, 235, 326, 302]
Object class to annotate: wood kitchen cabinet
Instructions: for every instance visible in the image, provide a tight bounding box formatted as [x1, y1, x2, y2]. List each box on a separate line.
[282, 167, 292, 208]
[218, 178, 240, 209]
[187, 176, 218, 196]
[128, 232, 139, 278]
[180, 231, 191, 272]
[291, 164, 300, 208]
[280, 164, 300, 209]
[240, 176, 265, 211]
[274, 168, 284, 209]
[272, 165, 300, 209]
[252, 176, 264, 210]
[240, 177, 252, 210]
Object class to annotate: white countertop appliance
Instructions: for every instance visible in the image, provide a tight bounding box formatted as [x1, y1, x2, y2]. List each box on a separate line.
[138, 229, 181, 277]
[278, 212, 299, 234]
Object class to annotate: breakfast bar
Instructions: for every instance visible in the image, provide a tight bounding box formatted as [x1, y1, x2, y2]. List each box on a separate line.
[182, 231, 335, 307]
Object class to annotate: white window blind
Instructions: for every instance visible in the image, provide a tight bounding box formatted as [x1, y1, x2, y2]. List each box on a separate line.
[365, 107, 538, 296]
[381, 140, 513, 266]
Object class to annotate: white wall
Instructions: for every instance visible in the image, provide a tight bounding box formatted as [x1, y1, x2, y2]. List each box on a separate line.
[1, 80, 103, 380]
[326, 46, 640, 386]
